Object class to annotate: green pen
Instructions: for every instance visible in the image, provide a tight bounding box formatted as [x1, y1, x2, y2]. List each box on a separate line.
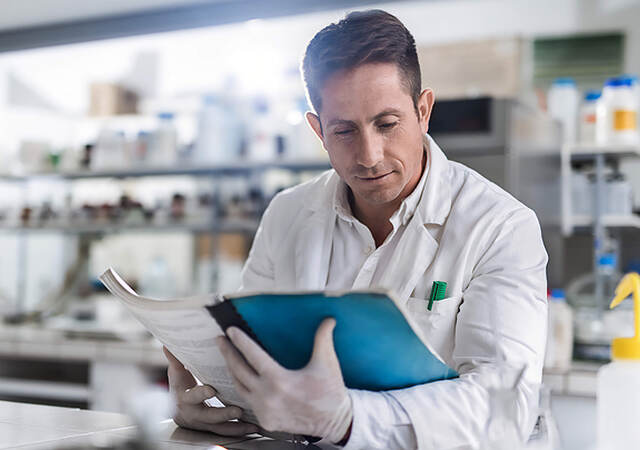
[427, 281, 447, 311]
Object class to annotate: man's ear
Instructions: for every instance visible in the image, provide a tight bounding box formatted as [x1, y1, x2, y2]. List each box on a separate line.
[305, 112, 326, 149]
[417, 88, 435, 134]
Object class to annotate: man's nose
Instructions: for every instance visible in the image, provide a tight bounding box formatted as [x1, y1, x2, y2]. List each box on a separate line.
[355, 129, 384, 169]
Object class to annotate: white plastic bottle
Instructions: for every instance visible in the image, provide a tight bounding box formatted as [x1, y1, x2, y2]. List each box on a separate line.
[597, 272, 640, 450]
[596, 77, 639, 145]
[193, 94, 243, 164]
[579, 90, 600, 144]
[544, 289, 574, 371]
[547, 77, 579, 144]
[151, 112, 177, 166]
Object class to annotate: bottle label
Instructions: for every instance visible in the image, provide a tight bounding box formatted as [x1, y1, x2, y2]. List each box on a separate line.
[585, 113, 597, 124]
[613, 110, 637, 131]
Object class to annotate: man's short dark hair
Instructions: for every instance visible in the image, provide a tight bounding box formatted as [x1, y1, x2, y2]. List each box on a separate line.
[302, 9, 421, 115]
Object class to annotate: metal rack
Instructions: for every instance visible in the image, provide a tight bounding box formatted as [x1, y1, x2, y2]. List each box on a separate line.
[560, 143, 640, 314]
[1, 159, 331, 314]
[560, 143, 640, 236]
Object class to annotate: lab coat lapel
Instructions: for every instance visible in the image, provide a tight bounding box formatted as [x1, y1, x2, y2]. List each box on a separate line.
[378, 135, 452, 302]
[378, 215, 438, 302]
[293, 173, 338, 290]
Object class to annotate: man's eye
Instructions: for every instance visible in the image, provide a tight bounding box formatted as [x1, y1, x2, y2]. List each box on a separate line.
[335, 129, 353, 135]
[378, 122, 397, 130]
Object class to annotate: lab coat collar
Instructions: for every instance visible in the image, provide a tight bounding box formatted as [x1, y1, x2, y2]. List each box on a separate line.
[417, 134, 452, 226]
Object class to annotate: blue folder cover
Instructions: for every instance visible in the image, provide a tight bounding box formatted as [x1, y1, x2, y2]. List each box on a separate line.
[207, 291, 458, 391]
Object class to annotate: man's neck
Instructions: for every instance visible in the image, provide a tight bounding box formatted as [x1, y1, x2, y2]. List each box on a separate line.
[349, 151, 426, 247]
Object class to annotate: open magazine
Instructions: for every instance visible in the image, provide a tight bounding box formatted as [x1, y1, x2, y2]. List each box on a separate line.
[99, 268, 457, 427]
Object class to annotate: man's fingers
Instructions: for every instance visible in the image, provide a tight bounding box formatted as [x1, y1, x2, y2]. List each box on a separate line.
[163, 346, 182, 368]
[216, 335, 260, 390]
[309, 318, 340, 368]
[163, 346, 200, 393]
[225, 327, 279, 375]
[180, 384, 217, 405]
[199, 404, 243, 423]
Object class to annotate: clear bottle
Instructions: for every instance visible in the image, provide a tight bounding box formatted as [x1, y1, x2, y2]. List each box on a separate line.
[547, 77, 579, 144]
[579, 90, 601, 144]
[567, 252, 621, 310]
[597, 272, 640, 450]
[568, 248, 623, 360]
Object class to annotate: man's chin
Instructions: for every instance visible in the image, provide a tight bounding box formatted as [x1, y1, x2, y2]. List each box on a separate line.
[354, 189, 401, 207]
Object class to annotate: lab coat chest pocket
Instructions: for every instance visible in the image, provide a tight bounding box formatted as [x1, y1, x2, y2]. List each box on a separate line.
[405, 295, 462, 362]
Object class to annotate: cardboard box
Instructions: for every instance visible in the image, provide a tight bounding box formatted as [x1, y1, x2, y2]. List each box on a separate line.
[89, 83, 138, 116]
[418, 38, 527, 99]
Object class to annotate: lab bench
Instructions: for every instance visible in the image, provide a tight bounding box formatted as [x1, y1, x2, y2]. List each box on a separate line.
[0, 323, 167, 411]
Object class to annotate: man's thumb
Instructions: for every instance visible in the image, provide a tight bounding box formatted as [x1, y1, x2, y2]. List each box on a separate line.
[309, 317, 340, 367]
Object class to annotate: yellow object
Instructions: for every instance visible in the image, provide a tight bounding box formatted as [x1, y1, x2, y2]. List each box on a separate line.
[609, 272, 640, 360]
[613, 110, 638, 131]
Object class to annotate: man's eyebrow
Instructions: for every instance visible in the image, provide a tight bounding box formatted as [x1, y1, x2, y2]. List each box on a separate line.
[326, 109, 403, 128]
[326, 118, 356, 128]
[369, 108, 403, 121]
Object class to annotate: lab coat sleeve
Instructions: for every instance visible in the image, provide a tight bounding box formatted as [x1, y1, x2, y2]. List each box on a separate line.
[347, 208, 548, 450]
[342, 389, 417, 449]
[238, 200, 277, 291]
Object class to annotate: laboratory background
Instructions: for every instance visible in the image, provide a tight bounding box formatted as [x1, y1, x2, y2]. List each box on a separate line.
[0, 0, 639, 449]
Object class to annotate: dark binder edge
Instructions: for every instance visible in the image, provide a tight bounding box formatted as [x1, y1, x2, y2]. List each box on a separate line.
[205, 300, 267, 352]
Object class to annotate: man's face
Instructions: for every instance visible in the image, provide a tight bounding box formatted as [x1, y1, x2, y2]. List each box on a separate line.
[307, 63, 434, 210]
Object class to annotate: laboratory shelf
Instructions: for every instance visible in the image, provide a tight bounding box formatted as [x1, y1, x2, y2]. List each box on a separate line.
[0, 218, 259, 235]
[568, 143, 640, 161]
[570, 214, 640, 230]
[0, 159, 331, 181]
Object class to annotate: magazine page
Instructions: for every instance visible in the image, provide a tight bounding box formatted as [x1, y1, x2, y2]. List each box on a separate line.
[99, 268, 258, 423]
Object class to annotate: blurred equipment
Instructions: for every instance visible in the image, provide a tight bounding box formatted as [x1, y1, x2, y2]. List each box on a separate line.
[89, 83, 138, 116]
[597, 272, 640, 450]
[567, 243, 634, 361]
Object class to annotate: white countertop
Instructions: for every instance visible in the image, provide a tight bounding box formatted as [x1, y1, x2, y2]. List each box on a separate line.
[0, 400, 305, 449]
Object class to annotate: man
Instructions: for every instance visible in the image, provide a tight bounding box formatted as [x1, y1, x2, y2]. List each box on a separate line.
[165, 9, 548, 449]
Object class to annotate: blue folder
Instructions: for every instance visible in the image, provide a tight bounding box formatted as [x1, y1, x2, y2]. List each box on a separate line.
[207, 291, 458, 391]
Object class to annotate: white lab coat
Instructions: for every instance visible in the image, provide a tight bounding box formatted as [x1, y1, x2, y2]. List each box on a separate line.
[239, 135, 548, 449]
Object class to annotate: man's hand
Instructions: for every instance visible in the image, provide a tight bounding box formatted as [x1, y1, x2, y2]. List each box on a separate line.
[216, 318, 352, 443]
[163, 347, 258, 436]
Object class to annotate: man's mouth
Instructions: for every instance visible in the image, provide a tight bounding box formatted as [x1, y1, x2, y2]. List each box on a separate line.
[358, 172, 392, 181]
